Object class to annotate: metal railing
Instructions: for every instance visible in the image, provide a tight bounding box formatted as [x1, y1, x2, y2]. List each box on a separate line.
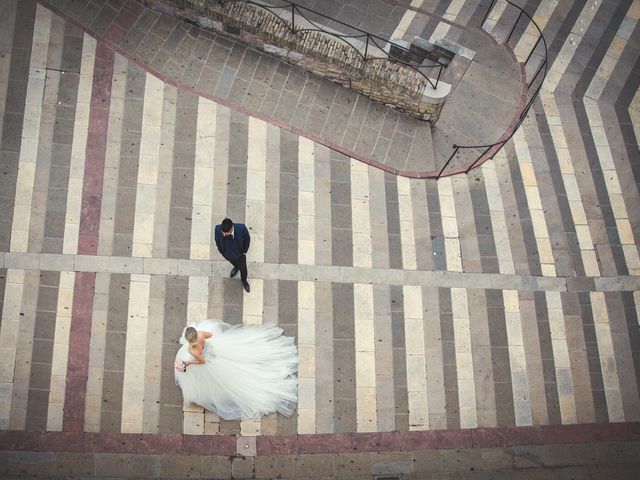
[436, 0, 548, 178]
[182, 0, 447, 91]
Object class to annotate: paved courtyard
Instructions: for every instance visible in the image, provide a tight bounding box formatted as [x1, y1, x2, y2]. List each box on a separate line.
[0, 0, 640, 478]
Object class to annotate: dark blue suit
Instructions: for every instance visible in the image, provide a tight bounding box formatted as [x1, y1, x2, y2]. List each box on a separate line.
[214, 223, 250, 283]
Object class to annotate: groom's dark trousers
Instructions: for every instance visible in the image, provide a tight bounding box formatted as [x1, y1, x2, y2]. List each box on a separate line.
[214, 223, 251, 283]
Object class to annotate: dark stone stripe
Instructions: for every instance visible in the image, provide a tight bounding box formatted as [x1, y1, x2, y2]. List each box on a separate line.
[570, 2, 630, 275]
[545, 0, 583, 67]
[425, 180, 446, 271]
[561, 292, 595, 423]
[455, 179, 482, 273]
[385, 173, 403, 270]
[0, 0, 37, 252]
[486, 289, 514, 427]
[277, 280, 297, 435]
[621, 291, 640, 408]
[524, 115, 575, 277]
[112, 63, 144, 257]
[167, 89, 196, 259]
[534, 291, 561, 425]
[330, 150, 352, 267]
[278, 129, 298, 265]
[605, 291, 640, 420]
[578, 291, 608, 423]
[225, 109, 248, 223]
[506, 142, 541, 276]
[470, 170, 499, 274]
[26, 271, 60, 431]
[333, 282, 356, 433]
[614, 46, 640, 193]
[534, 101, 583, 276]
[43, 21, 83, 254]
[100, 274, 129, 432]
[159, 275, 188, 434]
[390, 284, 408, 431]
[440, 287, 460, 429]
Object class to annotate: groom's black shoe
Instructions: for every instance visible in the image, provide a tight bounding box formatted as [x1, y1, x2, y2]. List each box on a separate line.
[243, 281, 250, 293]
[230, 267, 238, 278]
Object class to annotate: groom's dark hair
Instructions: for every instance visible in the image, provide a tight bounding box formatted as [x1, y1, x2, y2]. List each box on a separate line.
[221, 218, 233, 233]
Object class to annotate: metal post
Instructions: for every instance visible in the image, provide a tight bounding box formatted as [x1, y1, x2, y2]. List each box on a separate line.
[291, 4, 295, 33]
[437, 146, 459, 179]
[364, 34, 369, 59]
[506, 11, 523, 44]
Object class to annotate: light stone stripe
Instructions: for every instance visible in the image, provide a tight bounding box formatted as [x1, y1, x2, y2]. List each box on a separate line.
[429, 0, 466, 42]
[438, 177, 462, 272]
[398, 176, 417, 270]
[354, 283, 376, 431]
[152, 84, 177, 258]
[547, 290, 577, 424]
[212, 105, 230, 238]
[314, 145, 331, 266]
[0, 270, 26, 428]
[9, 271, 38, 429]
[298, 137, 315, 265]
[0, 0, 18, 142]
[351, 159, 372, 268]
[389, 0, 421, 40]
[98, 54, 128, 256]
[423, 286, 446, 429]
[10, 4, 52, 253]
[544, 0, 602, 93]
[241, 116, 268, 436]
[590, 292, 625, 422]
[482, 157, 515, 274]
[451, 287, 477, 428]
[131, 73, 163, 258]
[47, 270, 75, 430]
[183, 275, 210, 434]
[583, 3, 640, 275]
[482, 0, 510, 34]
[84, 272, 110, 432]
[482, 159, 533, 425]
[541, 92, 600, 276]
[297, 280, 315, 434]
[121, 274, 151, 433]
[513, 0, 559, 62]
[121, 73, 164, 434]
[513, 128, 555, 277]
[403, 285, 428, 430]
[62, 33, 96, 255]
[503, 290, 533, 425]
[191, 97, 217, 261]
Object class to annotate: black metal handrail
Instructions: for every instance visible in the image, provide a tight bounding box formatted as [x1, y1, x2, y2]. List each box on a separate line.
[191, 0, 448, 91]
[436, 0, 548, 178]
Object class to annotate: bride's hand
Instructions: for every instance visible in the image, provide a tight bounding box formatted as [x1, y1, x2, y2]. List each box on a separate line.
[174, 360, 186, 372]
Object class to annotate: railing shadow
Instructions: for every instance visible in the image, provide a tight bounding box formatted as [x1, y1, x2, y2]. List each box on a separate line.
[436, 0, 548, 178]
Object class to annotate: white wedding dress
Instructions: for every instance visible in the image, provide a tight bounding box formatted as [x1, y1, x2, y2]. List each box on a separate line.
[174, 319, 298, 420]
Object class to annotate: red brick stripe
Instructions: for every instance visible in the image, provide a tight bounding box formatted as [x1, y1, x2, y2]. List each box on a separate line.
[1, 422, 639, 455]
[62, 41, 114, 432]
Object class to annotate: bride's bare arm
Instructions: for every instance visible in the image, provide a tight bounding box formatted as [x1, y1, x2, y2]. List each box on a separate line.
[185, 348, 205, 366]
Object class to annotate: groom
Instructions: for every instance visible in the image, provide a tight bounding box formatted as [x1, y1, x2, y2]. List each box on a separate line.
[214, 218, 251, 293]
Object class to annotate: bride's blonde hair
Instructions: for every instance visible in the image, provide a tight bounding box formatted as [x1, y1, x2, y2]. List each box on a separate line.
[184, 327, 197, 345]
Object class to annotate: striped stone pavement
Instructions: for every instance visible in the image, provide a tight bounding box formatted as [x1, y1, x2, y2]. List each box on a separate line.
[0, 0, 640, 478]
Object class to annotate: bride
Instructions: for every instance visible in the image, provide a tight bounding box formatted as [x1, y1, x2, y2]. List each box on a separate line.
[174, 319, 298, 420]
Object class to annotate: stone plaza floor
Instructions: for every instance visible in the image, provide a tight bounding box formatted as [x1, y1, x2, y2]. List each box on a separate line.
[0, 0, 640, 478]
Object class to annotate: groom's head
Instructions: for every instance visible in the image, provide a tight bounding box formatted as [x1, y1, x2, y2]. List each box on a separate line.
[221, 218, 234, 236]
